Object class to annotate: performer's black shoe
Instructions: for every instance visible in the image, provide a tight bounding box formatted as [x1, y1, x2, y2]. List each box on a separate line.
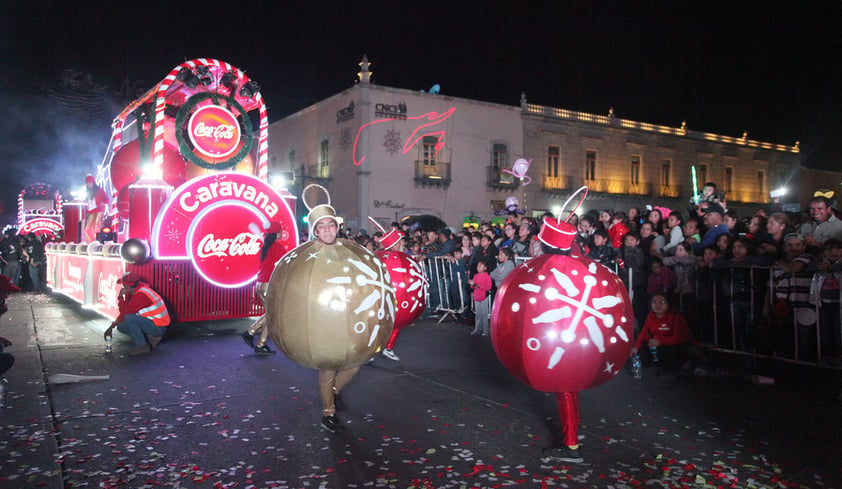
[542, 446, 583, 463]
[254, 344, 275, 355]
[241, 331, 254, 348]
[321, 415, 343, 433]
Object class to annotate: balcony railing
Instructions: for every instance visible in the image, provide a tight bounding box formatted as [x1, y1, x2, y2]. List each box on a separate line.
[487, 166, 519, 190]
[584, 178, 652, 196]
[542, 174, 574, 192]
[414, 161, 451, 188]
[307, 164, 331, 183]
[658, 184, 683, 198]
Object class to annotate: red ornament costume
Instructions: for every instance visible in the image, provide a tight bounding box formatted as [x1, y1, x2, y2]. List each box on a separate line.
[490, 187, 634, 463]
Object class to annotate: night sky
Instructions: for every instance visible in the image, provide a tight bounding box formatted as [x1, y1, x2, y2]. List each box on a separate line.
[1, 2, 840, 224]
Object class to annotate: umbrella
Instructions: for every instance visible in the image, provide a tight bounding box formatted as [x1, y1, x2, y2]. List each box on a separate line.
[401, 214, 447, 232]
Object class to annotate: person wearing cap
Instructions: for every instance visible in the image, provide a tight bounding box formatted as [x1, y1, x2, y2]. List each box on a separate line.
[692, 203, 729, 255]
[83, 174, 109, 243]
[241, 222, 290, 355]
[104, 272, 171, 356]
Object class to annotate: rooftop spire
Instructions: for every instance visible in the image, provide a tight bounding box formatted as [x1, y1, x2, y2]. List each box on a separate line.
[357, 55, 372, 84]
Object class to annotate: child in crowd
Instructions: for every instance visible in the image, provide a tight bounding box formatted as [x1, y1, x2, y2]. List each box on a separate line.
[662, 241, 698, 319]
[620, 232, 647, 332]
[630, 293, 705, 371]
[647, 257, 675, 300]
[490, 247, 515, 289]
[448, 248, 470, 314]
[588, 229, 616, 270]
[468, 260, 492, 336]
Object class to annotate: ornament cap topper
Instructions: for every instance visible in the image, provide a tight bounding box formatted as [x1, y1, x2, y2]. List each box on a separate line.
[538, 186, 588, 250]
[303, 184, 338, 231]
[368, 217, 403, 250]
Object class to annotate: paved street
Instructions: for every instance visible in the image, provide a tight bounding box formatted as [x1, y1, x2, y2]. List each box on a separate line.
[1, 291, 840, 488]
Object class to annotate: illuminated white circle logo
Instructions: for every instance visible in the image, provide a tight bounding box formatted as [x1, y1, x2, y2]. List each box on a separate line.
[187, 105, 241, 159]
[186, 200, 265, 288]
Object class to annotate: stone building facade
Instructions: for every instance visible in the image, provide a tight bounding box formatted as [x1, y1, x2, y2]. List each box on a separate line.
[267, 58, 800, 231]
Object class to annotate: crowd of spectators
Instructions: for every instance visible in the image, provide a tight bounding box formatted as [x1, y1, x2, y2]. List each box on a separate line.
[340, 183, 842, 367]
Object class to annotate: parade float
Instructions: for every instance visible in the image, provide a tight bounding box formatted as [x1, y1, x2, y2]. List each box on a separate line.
[45, 58, 298, 321]
[16, 183, 65, 237]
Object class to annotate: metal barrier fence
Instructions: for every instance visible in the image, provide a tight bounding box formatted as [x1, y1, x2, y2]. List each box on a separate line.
[697, 265, 841, 365]
[419, 257, 469, 323]
[420, 254, 842, 367]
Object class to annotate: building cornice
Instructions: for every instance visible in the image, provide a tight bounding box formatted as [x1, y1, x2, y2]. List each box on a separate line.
[523, 103, 799, 154]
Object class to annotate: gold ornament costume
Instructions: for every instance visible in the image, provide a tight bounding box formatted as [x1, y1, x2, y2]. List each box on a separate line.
[266, 237, 395, 370]
[265, 184, 395, 431]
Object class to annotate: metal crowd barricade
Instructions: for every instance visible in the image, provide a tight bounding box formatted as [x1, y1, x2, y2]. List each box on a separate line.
[697, 263, 842, 366]
[419, 257, 468, 323]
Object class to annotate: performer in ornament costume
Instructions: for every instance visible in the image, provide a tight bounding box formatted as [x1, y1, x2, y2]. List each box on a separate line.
[266, 185, 395, 433]
[241, 221, 293, 355]
[491, 187, 634, 463]
[368, 217, 427, 361]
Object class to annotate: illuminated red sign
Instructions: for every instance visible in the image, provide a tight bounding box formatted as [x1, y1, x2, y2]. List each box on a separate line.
[19, 218, 64, 236]
[188, 203, 265, 286]
[152, 173, 298, 288]
[188, 105, 241, 158]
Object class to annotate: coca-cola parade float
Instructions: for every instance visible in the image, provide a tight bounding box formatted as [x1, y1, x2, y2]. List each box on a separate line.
[46, 58, 298, 321]
[16, 183, 65, 238]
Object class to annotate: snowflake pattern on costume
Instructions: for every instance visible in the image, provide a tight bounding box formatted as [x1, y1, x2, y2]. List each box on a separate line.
[378, 251, 428, 327]
[324, 248, 395, 347]
[383, 129, 402, 155]
[516, 261, 629, 374]
[490, 253, 634, 393]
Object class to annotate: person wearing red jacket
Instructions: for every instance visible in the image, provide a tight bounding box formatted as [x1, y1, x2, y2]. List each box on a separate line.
[104, 272, 171, 356]
[242, 222, 291, 355]
[608, 212, 630, 249]
[630, 293, 702, 369]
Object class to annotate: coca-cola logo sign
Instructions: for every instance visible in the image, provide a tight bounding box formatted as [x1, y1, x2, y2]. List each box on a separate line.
[188, 105, 241, 158]
[152, 173, 299, 288]
[188, 204, 264, 287]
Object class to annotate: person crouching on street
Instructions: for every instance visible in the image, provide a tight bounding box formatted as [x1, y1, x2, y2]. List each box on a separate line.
[104, 272, 171, 356]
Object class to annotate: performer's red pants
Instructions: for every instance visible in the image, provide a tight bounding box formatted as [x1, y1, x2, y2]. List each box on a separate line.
[555, 391, 580, 448]
[385, 327, 400, 350]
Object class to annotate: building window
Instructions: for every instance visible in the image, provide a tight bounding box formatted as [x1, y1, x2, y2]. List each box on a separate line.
[630, 155, 641, 184]
[585, 150, 596, 180]
[423, 136, 438, 166]
[698, 163, 708, 185]
[548, 145, 560, 177]
[319, 139, 329, 169]
[757, 170, 765, 194]
[724, 166, 734, 192]
[492, 143, 507, 168]
[661, 159, 671, 187]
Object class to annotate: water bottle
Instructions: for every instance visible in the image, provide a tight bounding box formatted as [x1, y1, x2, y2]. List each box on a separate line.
[631, 355, 642, 380]
[105, 335, 113, 353]
[0, 377, 8, 407]
[649, 345, 659, 364]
